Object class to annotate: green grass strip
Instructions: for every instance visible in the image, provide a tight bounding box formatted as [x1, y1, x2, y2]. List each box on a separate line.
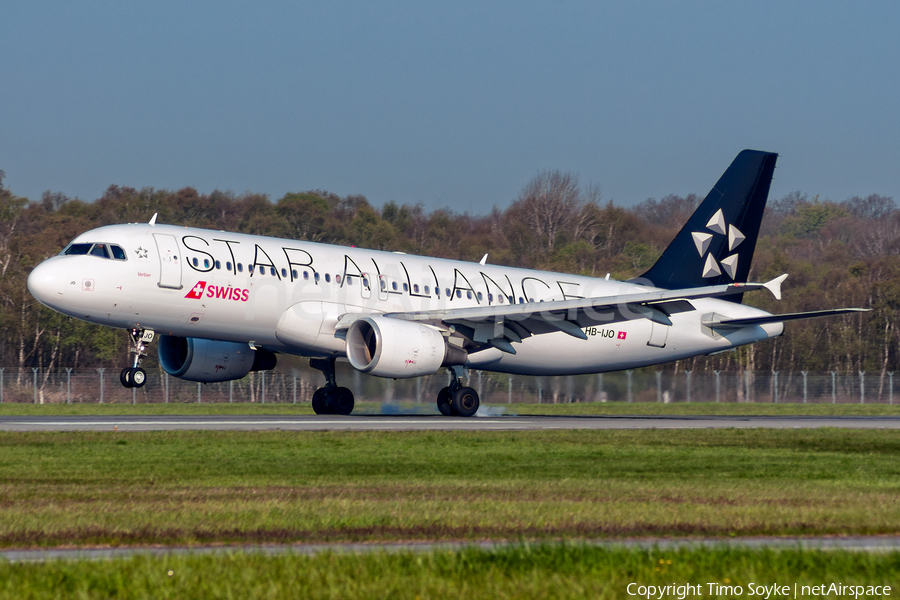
[1, 429, 899, 548]
[1, 546, 898, 599]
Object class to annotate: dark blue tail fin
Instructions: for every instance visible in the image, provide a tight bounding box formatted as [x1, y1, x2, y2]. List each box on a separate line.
[635, 149, 777, 290]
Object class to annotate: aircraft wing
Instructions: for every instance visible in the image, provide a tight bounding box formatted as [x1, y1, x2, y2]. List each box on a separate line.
[358, 275, 792, 354]
[701, 308, 870, 330]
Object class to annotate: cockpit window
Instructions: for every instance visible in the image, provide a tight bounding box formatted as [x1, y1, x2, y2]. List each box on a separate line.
[90, 244, 110, 258]
[62, 243, 92, 255]
[62, 242, 127, 261]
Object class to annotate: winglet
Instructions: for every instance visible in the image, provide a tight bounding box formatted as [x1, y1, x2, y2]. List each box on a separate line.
[149, 213, 158, 226]
[763, 274, 788, 301]
[479, 254, 488, 265]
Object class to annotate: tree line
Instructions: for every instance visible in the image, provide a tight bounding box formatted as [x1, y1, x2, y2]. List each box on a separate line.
[1, 168, 897, 379]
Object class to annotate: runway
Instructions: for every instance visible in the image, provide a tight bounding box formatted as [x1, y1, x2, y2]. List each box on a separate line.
[2, 414, 900, 431]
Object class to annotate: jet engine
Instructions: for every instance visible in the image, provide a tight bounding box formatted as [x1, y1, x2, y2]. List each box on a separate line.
[346, 316, 465, 378]
[157, 335, 277, 383]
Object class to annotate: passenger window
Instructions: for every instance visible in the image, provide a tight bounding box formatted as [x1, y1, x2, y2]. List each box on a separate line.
[215, 260, 221, 269]
[325, 273, 331, 283]
[259, 266, 265, 275]
[362, 277, 369, 287]
[403, 283, 408, 292]
[425, 285, 430, 294]
[227, 261, 233, 271]
[270, 267, 276, 276]
[110, 245, 127, 260]
[392, 281, 398, 290]
[281, 268, 287, 277]
[303, 271, 309, 280]
[292, 269, 298, 278]
[315, 273, 320, 282]
[488, 293, 493, 302]
[238, 263, 244, 272]
[336, 275, 341, 284]
[346, 276, 353, 285]
[467, 291, 473, 300]
[456, 290, 461, 298]
[192, 258, 198, 267]
[204, 259, 210, 269]
[446, 288, 451, 297]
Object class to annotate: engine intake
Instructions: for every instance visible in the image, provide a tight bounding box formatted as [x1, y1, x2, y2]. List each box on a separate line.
[157, 335, 277, 382]
[346, 316, 465, 378]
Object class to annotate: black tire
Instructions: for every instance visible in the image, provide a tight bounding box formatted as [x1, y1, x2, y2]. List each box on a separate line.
[332, 387, 355, 416]
[131, 368, 147, 388]
[120, 368, 134, 388]
[312, 388, 328, 414]
[451, 386, 480, 418]
[436, 386, 453, 416]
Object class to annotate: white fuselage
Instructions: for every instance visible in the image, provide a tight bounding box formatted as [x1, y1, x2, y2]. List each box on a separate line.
[27, 223, 782, 375]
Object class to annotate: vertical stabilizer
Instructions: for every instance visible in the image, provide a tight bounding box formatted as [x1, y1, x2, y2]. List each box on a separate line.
[635, 149, 777, 290]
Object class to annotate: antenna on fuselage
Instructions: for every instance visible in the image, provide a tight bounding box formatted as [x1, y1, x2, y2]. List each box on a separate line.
[149, 213, 158, 226]
[479, 254, 488, 265]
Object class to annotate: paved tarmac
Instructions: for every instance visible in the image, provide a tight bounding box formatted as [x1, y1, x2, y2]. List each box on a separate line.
[2, 414, 900, 431]
[4, 535, 900, 563]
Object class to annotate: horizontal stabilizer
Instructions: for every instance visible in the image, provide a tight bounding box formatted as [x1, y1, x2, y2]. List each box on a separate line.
[704, 308, 870, 329]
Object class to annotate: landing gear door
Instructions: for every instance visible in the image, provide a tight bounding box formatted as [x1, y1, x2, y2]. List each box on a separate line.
[153, 234, 182, 289]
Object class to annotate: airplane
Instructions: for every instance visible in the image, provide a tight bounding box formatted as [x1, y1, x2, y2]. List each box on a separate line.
[27, 150, 866, 416]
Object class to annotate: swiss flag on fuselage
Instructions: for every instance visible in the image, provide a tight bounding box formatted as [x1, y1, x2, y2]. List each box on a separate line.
[185, 281, 207, 299]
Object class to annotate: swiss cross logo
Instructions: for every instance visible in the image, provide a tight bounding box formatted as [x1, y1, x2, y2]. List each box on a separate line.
[617, 331, 627, 340]
[185, 281, 207, 299]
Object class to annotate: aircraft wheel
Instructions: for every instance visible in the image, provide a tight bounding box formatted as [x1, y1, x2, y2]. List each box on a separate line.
[131, 368, 147, 388]
[436, 386, 453, 416]
[332, 387, 355, 416]
[312, 388, 329, 415]
[451, 386, 479, 418]
[120, 368, 134, 388]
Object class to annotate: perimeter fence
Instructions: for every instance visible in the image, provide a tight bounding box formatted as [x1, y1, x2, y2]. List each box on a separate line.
[0, 367, 896, 405]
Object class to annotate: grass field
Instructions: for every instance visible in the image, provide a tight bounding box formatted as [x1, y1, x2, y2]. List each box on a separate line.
[2, 546, 898, 599]
[2, 401, 900, 416]
[1, 429, 899, 548]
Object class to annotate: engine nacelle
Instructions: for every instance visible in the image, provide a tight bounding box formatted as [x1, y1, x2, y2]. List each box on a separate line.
[157, 335, 277, 383]
[346, 316, 462, 378]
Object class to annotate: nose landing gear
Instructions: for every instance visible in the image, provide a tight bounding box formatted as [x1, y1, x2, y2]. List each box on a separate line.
[121, 328, 154, 388]
[310, 357, 355, 415]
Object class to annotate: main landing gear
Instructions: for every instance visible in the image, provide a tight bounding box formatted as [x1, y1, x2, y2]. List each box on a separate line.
[310, 358, 355, 415]
[436, 366, 480, 417]
[121, 328, 154, 388]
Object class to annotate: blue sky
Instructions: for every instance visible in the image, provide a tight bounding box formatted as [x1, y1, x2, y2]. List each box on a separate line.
[2, 1, 898, 213]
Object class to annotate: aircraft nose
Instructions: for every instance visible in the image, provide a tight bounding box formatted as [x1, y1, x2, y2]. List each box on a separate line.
[27, 259, 65, 308]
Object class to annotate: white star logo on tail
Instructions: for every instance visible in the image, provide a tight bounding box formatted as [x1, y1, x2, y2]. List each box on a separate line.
[692, 210, 745, 280]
